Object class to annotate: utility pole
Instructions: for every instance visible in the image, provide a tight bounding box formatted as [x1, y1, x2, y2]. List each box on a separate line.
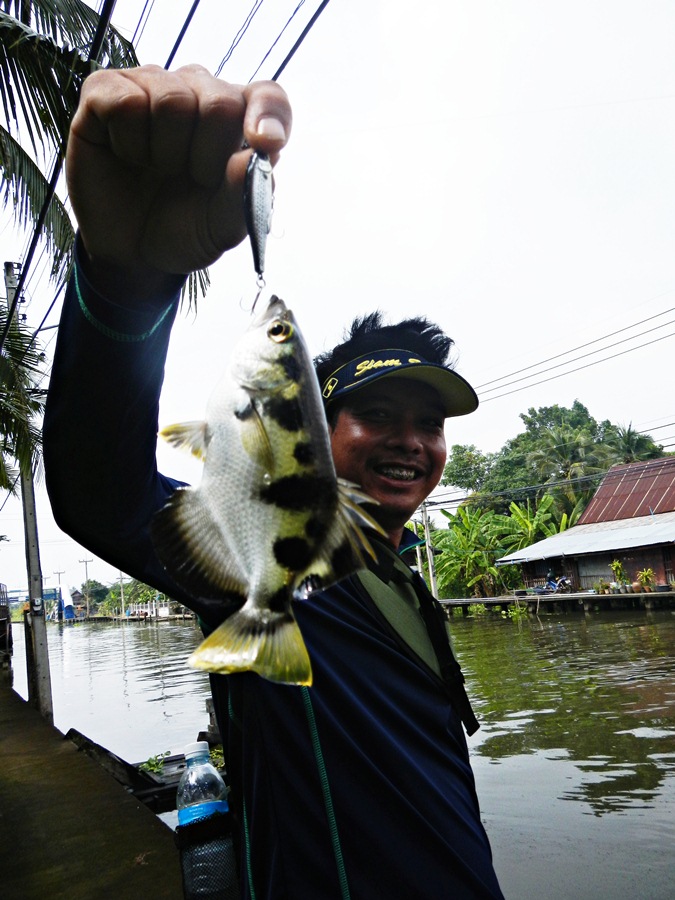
[80, 558, 93, 618]
[54, 570, 65, 620]
[119, 570, 125, 618]
[421, 502, 439, 599]
[4, 261, 53, 722]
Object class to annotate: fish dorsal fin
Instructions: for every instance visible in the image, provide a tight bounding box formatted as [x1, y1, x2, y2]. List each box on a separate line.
[238, 399, 275, 473]
[151, 486, 247, 600]
[159, 421, 209, 461]
[293, 480, 386, 593]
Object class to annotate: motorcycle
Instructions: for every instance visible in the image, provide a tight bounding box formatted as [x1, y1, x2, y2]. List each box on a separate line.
[535, 576, 573, 594]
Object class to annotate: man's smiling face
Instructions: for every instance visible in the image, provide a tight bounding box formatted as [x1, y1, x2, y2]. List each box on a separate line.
[329, 378, 447, 546]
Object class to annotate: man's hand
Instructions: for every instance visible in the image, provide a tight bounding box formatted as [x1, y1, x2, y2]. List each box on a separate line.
[66, 65, 291, 300]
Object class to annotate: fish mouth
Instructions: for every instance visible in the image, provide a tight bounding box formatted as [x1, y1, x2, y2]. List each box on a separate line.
[373, 464, 422, 482]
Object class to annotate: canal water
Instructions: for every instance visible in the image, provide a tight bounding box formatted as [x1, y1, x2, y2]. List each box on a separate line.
[9, 609, 675, 899]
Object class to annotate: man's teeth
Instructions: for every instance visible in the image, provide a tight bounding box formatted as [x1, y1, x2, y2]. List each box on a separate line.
[379, 466, 417, 481]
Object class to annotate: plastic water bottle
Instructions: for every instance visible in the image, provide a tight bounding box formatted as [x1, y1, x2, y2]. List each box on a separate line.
[177, 741, 228, 824]
[176, 741, 238, 899]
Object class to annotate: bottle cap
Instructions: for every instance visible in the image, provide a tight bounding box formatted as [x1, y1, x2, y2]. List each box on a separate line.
[184, 740, 210, 760]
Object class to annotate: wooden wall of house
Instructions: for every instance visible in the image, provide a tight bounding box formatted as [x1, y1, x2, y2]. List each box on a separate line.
[520, 544, 673, 590]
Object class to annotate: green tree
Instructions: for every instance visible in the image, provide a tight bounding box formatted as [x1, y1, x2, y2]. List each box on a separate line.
[442, 444, 493, 493]
[470, 401, 628, 515]
[603, 422, 664, 464]
[526, 424, 609, 517]
[101, 577, 164, 615]
[518, 400, 613, 442]
[80, 578, 108, 613]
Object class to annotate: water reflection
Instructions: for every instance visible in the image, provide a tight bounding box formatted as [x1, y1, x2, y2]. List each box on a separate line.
[11, 619, 211, 762]
[453, 610, 675, 817]
[8, 609, 675, 897]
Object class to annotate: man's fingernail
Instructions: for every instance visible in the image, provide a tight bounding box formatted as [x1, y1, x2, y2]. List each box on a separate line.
[257, 117, 286, 142]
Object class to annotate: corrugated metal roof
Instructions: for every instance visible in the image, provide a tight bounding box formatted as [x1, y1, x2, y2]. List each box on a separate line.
[579, 457, 675, 524]
[497, 510, 675, 564]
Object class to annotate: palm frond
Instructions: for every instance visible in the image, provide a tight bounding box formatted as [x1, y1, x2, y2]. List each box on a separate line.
[0, 7, 138, 156]
[1, 16, 91, 153]
[4, 1, 137, 67]
[0, 308, 46, 478]
[0, 125, 74, 283]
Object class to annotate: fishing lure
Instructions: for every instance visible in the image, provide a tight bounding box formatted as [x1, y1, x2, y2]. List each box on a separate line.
[243, 151, 274, 286]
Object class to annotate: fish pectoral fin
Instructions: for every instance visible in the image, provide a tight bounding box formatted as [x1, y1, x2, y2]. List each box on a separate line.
[151, 487, 247, 600]
[293, 483, 386, 592]
[189, 607, 312, 686]
[159, 421, 209, 461]
[336, 479, 386, 558]
[238, 399, 275, 473]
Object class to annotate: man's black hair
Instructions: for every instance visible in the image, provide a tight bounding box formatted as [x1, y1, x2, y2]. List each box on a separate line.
[314, 311, 457, 423]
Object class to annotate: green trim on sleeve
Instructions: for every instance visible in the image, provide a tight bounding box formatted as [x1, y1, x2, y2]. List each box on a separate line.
[74, 264, 174, 342]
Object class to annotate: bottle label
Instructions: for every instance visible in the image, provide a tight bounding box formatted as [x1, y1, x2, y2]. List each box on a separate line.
[177, 800, 229, 826]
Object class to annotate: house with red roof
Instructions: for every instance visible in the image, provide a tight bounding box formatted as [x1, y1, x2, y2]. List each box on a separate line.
[497, 457, 675, 591]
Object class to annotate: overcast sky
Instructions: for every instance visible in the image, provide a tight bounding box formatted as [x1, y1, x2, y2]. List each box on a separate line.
[2, 0, 675, 593]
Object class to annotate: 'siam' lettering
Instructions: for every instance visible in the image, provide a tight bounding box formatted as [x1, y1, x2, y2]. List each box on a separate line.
[354, 358, 402, 377]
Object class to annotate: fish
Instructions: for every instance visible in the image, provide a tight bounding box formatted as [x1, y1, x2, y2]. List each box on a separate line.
[243, 150, 274, 282]
[151, 296, 384, 686]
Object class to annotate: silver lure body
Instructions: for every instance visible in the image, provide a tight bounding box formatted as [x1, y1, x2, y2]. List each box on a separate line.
[243, 151, 273, 280]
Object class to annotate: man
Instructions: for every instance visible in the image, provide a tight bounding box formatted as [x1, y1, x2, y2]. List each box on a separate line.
[44, 66, 504, 898]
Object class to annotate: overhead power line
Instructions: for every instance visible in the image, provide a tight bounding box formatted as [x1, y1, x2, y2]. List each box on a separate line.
[430, 457, 675, 510]
[165, 0, 203, 70]
[215, 0, 264, 77]
[479, 326, 675, 403]
[478, 315, 675, 397]
[270, 0, 331, 81]
[131, 0, 156, 48]
[476, 303, 675, 390]
[248, 1, 307, 83]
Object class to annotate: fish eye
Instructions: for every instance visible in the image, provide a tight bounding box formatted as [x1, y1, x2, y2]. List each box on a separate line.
[268, 319, 293, 343]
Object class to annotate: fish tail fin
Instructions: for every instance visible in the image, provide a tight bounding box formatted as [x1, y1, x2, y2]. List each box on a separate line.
[189, 608, 313, 686]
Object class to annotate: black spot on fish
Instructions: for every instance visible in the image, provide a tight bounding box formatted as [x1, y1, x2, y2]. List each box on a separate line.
[331, 540, 356, 578]
[264, 396, 303, 432]
[280, 353, 303, 383]
[274, 537, 314, 571]
[266, 586, 289, 614]
[260, 474, 336, 511]
[293, 441, 315, 466]
[305, 515, 329, 542]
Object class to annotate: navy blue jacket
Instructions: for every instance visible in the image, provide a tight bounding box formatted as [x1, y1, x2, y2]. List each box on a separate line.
[44, 248, 504, 899]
